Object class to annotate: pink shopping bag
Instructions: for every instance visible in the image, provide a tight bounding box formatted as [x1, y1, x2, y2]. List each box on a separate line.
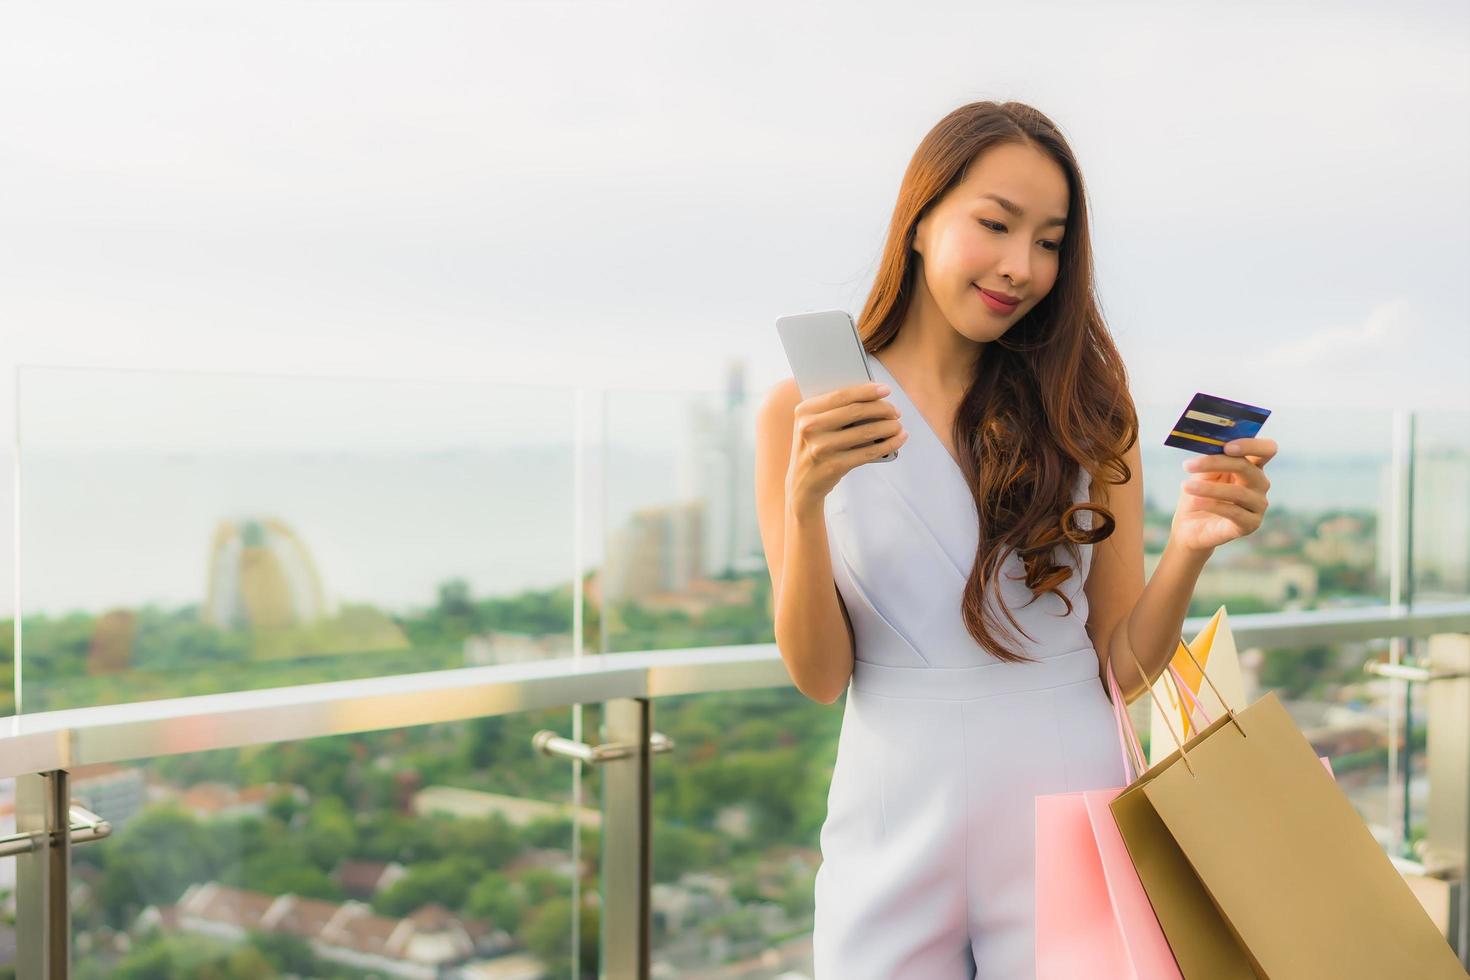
[1036, 787, 1168, 978]
[1035, 660, 1187, 979]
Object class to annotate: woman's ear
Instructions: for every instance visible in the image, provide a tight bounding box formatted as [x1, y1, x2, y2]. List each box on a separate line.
[910, 215, 928, 257]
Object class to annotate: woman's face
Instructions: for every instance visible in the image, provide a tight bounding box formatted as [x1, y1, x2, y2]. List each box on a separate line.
[912, 140, 1070, 342]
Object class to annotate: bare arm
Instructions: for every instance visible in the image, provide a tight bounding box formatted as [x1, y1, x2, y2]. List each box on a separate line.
[755, 379, 856, 705]
[756, 375, 908, 703]
[1086, 432, 1278, 704]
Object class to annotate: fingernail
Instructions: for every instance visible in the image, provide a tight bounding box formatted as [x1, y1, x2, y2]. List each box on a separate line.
[1224, 443, 1243, 455]
[876, 384, 891, 395]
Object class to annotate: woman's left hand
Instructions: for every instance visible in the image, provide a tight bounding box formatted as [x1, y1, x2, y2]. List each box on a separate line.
[1169, 437, 1278, 554]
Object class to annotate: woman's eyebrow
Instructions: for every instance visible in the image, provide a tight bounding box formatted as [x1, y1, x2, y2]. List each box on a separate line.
[978, 193, 1068, 228]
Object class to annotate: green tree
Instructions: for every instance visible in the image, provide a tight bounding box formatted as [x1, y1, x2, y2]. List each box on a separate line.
[303, 796, 358, 870]
[373, 857, 483, 917]
[1259, 645, 1335, 698]
[466, 870, 524, 933]
[95, 807, 219, 926]
[248, 931, 322, 975]
[231, 843, 340, 900]
[112, 932, 274, 980]
[520, 895, 600, 980]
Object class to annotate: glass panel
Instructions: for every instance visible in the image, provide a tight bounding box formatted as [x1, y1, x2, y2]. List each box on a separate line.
[649, 688, 828, 977]
[1242, 637, 1406, 853]
[1411, 410, 1470, 603]
[15, 366, 578, 713]
[1136, 402, 1395, 616]
[54, 710, 597, 979]
[599, 380, 769, 655]
[1403, 410, 1470, 863]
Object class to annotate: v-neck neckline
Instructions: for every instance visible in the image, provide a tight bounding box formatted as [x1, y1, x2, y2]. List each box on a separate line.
[868, 353, 966, 479]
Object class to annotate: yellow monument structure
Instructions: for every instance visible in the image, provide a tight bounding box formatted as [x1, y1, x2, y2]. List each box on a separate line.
[202, 516, 406, 660]
[204, 517, 330, 630]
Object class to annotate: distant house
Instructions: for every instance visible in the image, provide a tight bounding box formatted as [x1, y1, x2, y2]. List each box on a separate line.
[651, 871, 735, 935]
[454, 953, 548, 979]
[334, 858, 409, 899]
[1146, 551, 1319, 607]
[136, 882, 517, 979]
[412, 785, 601, 830]
[503, 847, 591, 879]
[175, 781, 308, 822]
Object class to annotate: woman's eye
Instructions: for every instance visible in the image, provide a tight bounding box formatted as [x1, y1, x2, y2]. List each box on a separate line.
[981, 218, 1062, 252]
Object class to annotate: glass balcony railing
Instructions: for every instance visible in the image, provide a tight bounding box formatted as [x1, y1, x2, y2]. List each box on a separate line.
[648, 687, 834, 977]
[11, 365, 581, 714]
[1412, 411, 1470, 605]
[2, 365, 1466, 977]
[61, 707, 596, 980]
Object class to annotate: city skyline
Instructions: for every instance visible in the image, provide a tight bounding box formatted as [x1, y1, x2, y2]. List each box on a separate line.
[8, 427, 1464, 620]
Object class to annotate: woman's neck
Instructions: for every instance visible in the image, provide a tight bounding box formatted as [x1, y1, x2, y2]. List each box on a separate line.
[883, 302, 985, 400]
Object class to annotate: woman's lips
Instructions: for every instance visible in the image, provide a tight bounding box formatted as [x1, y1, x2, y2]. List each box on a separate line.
[976, 285, 1019, 311]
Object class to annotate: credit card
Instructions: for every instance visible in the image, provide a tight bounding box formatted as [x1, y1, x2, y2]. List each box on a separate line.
[1165, 393, 1271, 454]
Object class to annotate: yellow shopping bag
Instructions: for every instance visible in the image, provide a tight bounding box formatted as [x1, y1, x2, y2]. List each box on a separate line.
[1148, 606, 1247, 767]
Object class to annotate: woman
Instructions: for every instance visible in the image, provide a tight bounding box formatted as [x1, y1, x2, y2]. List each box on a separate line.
[753, 100, 1277, 978]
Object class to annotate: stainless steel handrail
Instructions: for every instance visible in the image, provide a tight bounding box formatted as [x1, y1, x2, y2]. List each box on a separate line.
[0, 803, 111, 858]
[532, 728, 676, 764]
[1, 600, 1465, 780]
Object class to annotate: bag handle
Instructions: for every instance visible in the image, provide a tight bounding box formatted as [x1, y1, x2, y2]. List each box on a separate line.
[1108, 658, 1214, 782]
[1108, 654, 1199, 781]
[1111, 643, 1197, 776]
[1169, 631, 1246, 738]
[1107, 658, 1148, 781]
[1166, 661, 1212, 736]
[1106, 633, 1248, 780]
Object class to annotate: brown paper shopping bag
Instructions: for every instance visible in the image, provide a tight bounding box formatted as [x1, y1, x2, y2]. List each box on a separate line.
[1110, 630, 1465, 979]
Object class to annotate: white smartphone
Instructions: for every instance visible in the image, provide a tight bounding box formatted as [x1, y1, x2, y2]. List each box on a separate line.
[775, 309, 897, 462]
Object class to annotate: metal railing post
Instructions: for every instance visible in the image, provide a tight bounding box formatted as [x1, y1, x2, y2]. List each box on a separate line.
[16, 769, 72, 979]
[1424, 632, 1470, 965]
[598, 697, 652, 980]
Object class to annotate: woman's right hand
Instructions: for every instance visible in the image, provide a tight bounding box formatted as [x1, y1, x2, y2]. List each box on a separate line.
[785, 381, 908, 513]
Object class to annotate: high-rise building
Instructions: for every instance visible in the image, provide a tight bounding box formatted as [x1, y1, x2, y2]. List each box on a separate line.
[675, 359, 763, 579]
[603, 500, 704, 603]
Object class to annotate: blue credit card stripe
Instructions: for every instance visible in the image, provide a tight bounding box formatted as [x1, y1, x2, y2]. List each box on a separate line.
[1169, 429, 1227, 447]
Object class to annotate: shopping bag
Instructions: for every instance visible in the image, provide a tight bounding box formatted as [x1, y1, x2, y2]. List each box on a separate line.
[1036, 658, 1195, 978]
[1110, 633, 1464, 979]
[1149, 605, 1247, 766]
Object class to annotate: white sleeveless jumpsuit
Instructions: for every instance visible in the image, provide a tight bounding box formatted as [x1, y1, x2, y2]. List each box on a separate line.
[811, 354, 1129, 979]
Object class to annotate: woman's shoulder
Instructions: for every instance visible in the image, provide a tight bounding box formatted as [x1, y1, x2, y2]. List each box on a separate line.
[757, 377, 801, 430]
[755, 378, 802, 466]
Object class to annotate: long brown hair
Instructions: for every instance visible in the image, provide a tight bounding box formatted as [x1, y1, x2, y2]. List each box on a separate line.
[858, 100, 1138, 663]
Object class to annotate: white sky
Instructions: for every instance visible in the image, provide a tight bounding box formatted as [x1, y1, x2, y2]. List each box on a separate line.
[1, 0, 1467, 611]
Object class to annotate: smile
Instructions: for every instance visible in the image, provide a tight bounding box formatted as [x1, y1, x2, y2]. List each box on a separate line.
[976, 285, 1019, 312]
